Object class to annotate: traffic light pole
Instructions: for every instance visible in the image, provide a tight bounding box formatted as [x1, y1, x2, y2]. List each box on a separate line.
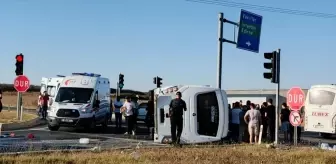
[217, 13, 238, 89]
[275, 48, 281, 145]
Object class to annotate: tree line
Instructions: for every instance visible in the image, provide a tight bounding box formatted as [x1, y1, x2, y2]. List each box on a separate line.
[0, 83, 150, 100]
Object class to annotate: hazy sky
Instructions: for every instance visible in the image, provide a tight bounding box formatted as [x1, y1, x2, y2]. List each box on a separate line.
[1, 0, 336, 91]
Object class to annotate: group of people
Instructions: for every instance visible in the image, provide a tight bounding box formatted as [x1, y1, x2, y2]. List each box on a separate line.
[110, 95, 154, 136]
[229, 99, 302, 144]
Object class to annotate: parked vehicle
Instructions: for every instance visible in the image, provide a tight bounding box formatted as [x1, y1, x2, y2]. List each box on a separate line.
[137, 102, 147, 122]
[47, 72, 110, 131]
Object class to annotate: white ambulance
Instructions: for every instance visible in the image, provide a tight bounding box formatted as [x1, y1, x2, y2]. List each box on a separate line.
[304, 84, 336, 138]
[47, 73, 111, 131]
[153, 85, 229, 144]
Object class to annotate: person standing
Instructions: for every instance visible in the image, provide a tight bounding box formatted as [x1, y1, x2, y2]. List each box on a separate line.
[169, 92, 187, 145]
[230, 102, 243, 142]
[41, 91, 49, 119]
[280, 103, 290, 142]
[244, 103, 262, 144]
[266, 99, 276, 143]
[121, 96, 136, 136]
[260, 102, 268, 140]
[113, 97, 123, 132]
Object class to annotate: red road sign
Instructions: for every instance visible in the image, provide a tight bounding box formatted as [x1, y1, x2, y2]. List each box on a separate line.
[289, 111, 302, 126]
[14, 75, 30, 92]
[287, 87, 305, 111]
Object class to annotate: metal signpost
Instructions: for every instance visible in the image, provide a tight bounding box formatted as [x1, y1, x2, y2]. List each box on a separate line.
[217, 9, 262, 89]
[236, 9, 263, 53]
[289, 111, 302, 146]
[287, 87, 305, 146]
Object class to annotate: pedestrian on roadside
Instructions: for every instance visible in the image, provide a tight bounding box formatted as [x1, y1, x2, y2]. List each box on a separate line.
[280, 102, 291, 142]
[230, 102, 243, 142]
[41, 91, 49, 119]
[121, 96, 136, 136]
[266, 99, 276, 143]
[113, 97, 123, 132]
[169, 91, 187, 146]
[260, 102, 268, 140]
[244, 103, 262, 144]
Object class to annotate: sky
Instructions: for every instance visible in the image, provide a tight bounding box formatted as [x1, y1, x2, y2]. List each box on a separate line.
[1, 0, 336, 92]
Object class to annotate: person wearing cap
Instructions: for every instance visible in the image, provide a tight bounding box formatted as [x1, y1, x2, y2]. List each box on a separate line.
[169, 91, 187, 145]
[121, 96, 136, 136]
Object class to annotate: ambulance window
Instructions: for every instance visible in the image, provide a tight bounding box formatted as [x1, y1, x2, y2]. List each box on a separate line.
[47, 86, 57, 97]
[309, 90, 335, 106]
[40, 84, 47, 94]
[196, 92, 219, 137]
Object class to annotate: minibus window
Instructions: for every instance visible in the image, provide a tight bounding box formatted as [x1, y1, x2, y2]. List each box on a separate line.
[309, 90, 335, 106]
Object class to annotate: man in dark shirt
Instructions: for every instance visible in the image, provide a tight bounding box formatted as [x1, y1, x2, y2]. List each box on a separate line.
[169, 91, 187, 145]
[266, 99, 276, 143]
[280, 103, 290, 141]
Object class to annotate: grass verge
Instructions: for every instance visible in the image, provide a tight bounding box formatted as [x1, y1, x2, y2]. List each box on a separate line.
[0, 145, 336, 164]
[0, 110, 37, 124]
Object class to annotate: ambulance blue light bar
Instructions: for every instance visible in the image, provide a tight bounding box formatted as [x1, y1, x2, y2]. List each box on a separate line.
[72, 73, 101, 77]
[56, 75, 65, 77]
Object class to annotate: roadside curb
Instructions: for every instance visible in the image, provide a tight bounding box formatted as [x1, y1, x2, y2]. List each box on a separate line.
[1, 118, 47, 131]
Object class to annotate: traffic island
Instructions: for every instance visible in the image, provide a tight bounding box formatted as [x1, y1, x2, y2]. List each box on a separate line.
[0, 110, 46, 131]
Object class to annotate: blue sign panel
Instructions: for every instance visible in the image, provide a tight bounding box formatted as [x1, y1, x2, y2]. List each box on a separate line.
[236, 9, 263, 53]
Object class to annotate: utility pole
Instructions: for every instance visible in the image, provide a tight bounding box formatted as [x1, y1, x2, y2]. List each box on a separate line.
[216, 12, 239, 89]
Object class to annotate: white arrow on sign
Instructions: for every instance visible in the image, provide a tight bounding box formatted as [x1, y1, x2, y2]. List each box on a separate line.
[246, 41, 251, 47]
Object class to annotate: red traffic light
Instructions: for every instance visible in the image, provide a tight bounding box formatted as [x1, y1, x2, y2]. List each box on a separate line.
[16, 54, 23, 62]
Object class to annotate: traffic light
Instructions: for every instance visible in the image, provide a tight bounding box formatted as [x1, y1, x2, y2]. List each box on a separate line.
[15, 53, 24, 76]
[263, 51, 278, 83]
[153, 76, 163, 88]
[118, 73, 124, 89]
[156, 76, 162, 88]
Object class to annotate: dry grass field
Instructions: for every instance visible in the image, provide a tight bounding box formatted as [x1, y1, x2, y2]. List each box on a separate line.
[1, 145, 335, 164]
[0, 110, 37, 123]
[2, 92, 39, 109]
[1, 92, 146, 110]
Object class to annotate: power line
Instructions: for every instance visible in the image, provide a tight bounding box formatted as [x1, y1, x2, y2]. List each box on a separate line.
[186, 0, 336, 19]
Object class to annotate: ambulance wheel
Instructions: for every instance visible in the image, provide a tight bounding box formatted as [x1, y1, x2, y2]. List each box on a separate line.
[320, 133, 332, 138]
[48, 124, 60, 131]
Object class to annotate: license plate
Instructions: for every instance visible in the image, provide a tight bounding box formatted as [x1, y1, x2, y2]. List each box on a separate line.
[61, 118, 73, 123]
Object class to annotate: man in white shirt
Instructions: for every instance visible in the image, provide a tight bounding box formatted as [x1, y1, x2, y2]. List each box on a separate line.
[121, 96, 135, 135]
[113, 97, 123, 131]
